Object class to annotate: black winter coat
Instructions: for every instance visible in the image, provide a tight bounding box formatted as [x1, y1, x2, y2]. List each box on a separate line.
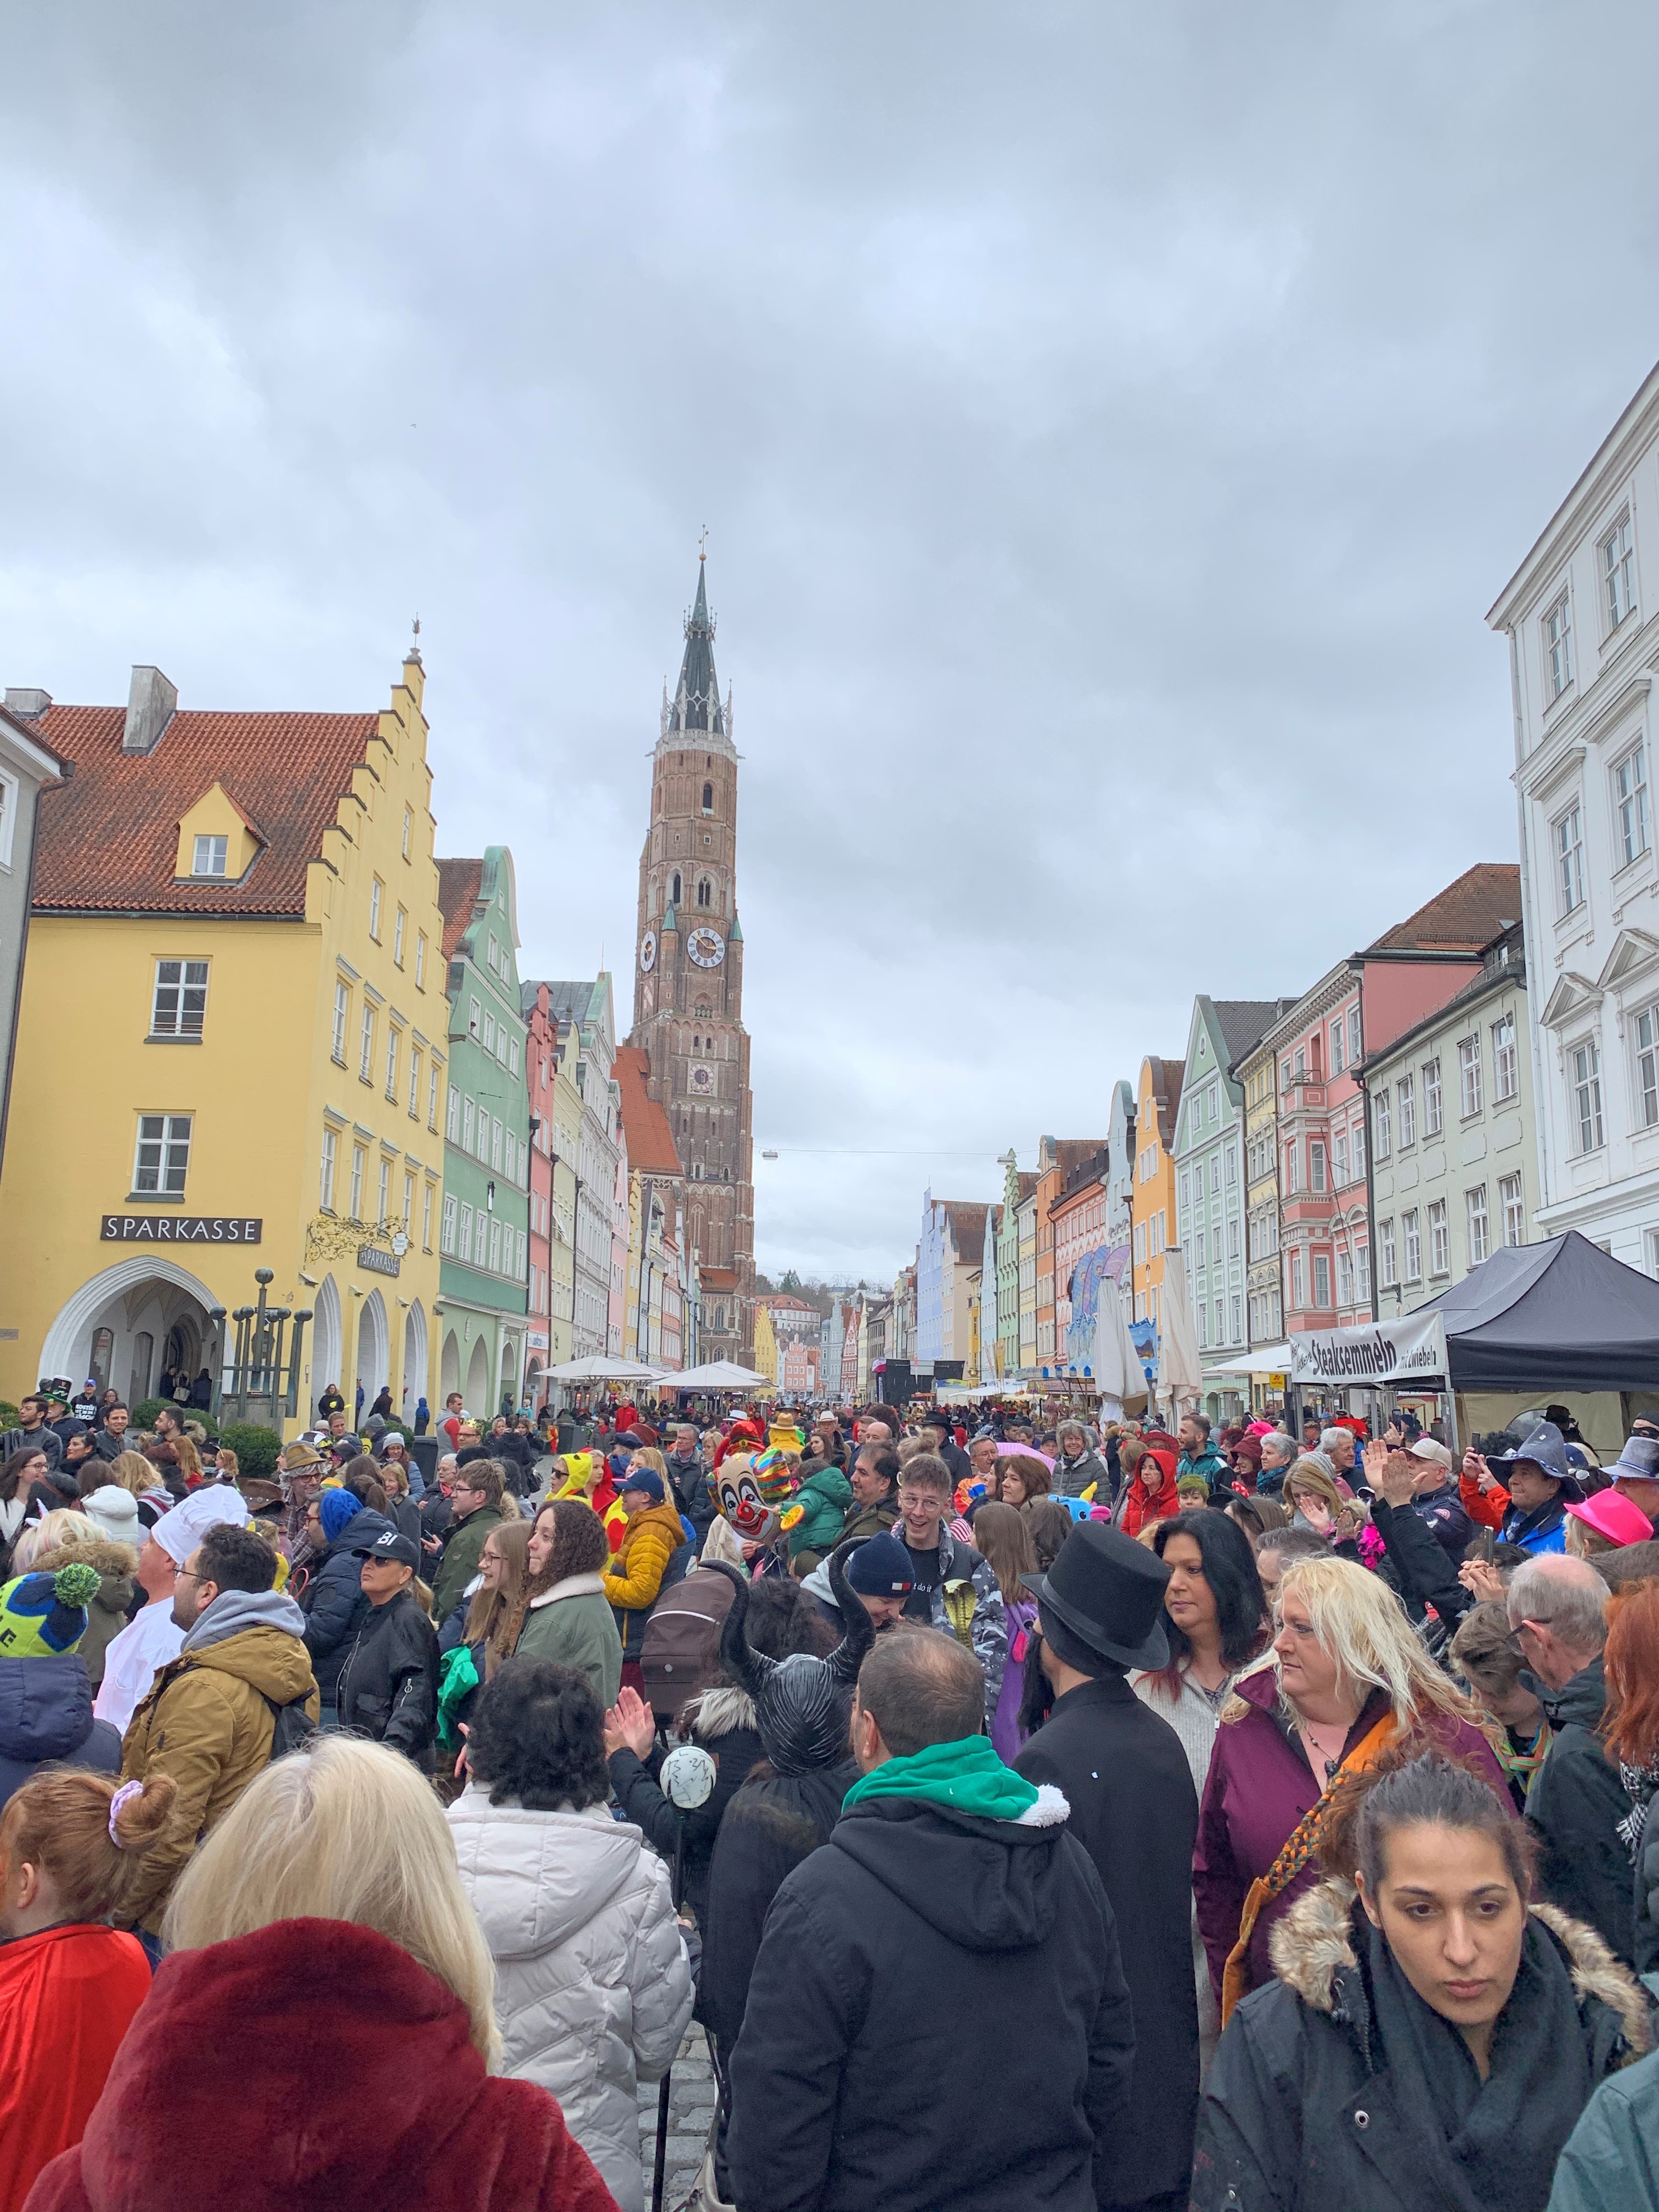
[1635, 1799, 1659, 1977]
[605, 1683, 764, 1933]
[727, 1793, 1135, 2212]
[335, 1589, 441, 1768]
[0, 1654, 120, 1811]
[699, 1758, 856, 2050]
[1015, 1672, 1200, 2204]
[1529, 1656, 1635, 1962]
[1369, 1498, 1476, 1629]
[297, 1509, 396, 1701]
[1192, 1878, 1649, 2212]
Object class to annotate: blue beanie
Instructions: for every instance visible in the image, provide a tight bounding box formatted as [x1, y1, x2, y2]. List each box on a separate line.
[845, 1533, 916, 1597]
[319, 1488, 364, 1544]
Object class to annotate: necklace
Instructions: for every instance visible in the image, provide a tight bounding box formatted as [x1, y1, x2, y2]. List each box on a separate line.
[1296, 1713, 1353, 1782]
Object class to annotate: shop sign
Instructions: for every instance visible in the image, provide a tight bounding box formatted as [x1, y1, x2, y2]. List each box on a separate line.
[357, 1243, 402, 1279]
[1289, 1312, 1447, 1386]
[102, 1215, 262, 1244]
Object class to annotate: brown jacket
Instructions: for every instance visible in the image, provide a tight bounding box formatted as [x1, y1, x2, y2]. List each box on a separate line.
[120, 1588, 319, 1934]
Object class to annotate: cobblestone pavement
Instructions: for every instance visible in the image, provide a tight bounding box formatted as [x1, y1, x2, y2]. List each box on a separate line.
[636, 2022, 718, 2211]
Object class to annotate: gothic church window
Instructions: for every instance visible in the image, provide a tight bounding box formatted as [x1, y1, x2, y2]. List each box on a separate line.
[702, 782, 714, 812]
[697, 878, 712, 907]
[671, 872, 681, 903]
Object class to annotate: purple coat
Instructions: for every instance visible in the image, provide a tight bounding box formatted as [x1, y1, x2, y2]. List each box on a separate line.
[1193, 1660, 1511, 2002]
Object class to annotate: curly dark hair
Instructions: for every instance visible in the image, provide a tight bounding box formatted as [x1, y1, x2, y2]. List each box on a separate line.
[468, 1656, 610, 1811]
[527, 1498, 608, 1596]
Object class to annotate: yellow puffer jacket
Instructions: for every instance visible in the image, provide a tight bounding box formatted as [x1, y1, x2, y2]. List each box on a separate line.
[603, 1499, 687, 1613]
[119, 1589, 319, 1935]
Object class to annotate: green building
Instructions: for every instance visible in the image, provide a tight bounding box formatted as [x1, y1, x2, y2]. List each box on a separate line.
[435, 849, 530, 1416]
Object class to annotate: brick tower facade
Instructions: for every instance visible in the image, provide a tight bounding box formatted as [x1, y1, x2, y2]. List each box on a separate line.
[627, 560, 754, 1362]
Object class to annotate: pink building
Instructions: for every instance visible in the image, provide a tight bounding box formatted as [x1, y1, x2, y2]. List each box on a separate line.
[1274, 867, 1523, 1344]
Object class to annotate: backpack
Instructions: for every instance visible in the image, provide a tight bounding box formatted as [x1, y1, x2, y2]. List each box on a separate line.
[264, 1689, 318, 1763]
[641, 1565, 736, 1722]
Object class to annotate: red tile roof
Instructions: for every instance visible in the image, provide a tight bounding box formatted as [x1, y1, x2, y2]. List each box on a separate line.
[1369, 864, 1522, 953]
[436, 858, 483, 962]
[613, 1045, 683, 1178]
[701, 1266, 739, 1291]
[30, 704, 379, 917]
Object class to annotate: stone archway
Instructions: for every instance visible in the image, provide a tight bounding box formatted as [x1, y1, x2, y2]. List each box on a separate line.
[310, 1276, 342, 1423]
[402, 1300, 428, 1410]
[441, 1330, 460, 1400]
[358, 1289, 391, 1403]
[40, 1256, 222, 1406]
[465, 1334, 490, 1416]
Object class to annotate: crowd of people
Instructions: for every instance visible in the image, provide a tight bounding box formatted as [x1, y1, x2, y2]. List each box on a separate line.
[3, 1376, 1659, 2211]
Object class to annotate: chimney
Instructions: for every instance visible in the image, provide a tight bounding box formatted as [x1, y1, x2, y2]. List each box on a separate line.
[3, 688, 52, 720]
[123, 665, 177, 754]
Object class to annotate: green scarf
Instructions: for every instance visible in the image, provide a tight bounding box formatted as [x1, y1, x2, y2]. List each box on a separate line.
[843, 1734, 1039, 1822]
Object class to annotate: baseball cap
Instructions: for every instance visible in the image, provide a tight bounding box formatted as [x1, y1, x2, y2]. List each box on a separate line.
[1407, 1437, 1453, 1471]
[353, 1527, 421, 1568]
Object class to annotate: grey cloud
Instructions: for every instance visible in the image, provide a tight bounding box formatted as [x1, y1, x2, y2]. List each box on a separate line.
[5, 1, 1659, 1281]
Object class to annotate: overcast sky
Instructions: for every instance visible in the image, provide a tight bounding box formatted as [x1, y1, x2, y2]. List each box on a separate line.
[8, 2, 1659, 1284]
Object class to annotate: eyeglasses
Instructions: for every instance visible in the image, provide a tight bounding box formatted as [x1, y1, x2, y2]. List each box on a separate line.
[173, 1566, 202, 1584]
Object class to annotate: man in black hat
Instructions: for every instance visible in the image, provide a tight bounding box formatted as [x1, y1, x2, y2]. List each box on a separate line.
[1015, 1522, 1200, 2212]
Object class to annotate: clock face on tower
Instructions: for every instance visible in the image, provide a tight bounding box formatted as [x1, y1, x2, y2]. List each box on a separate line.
[687, 927, 725, 969]
[639, 930, 657, 974]
[691, 1064, 714, 1093]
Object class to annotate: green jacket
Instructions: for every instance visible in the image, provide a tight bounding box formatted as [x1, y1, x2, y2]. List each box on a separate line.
[429, 1503, 503, 1626]
[785, 1466, 854, 1562]
[514, 1572, 623, 1709]
[1548, 1974, 1659, 2212]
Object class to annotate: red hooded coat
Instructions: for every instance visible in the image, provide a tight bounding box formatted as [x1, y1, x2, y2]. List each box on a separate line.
[1120, 1449, 1181, 1538]
[1, 1924, 150, 2211]
[24, 1918, 619, 2212]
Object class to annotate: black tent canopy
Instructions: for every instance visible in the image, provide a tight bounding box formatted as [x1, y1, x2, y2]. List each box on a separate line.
[1420, 1229, 1659, 1392]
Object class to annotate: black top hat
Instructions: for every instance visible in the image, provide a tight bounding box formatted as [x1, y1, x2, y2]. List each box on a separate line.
[1022, 1520, 1172, 1672]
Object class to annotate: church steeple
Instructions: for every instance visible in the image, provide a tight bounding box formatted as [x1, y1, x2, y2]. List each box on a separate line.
[669, 559, 724, 736]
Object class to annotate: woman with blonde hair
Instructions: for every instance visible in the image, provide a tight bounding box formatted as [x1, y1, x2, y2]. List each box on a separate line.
[26, 1737, 618, 2212]
[8, 1510, 137, 1690]
[463, 1520, 533, 1680]
[1194, 1552, 1510, 2024]
[9, 1508, 105, 1578]
[170, 1434, 205, 1487]
[0, 1768, 177, 2208]
[1282, 1456, 1346, 1536]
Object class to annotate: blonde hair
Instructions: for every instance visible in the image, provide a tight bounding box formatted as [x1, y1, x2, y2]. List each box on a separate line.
[109, 1451, 158, 1498]
[214, 1447, 240, 1479]
[462, 1517, 532, 1677]
[162, 1736, 500, 2066]
[1277, 1554, 1482, 1729]
[628, 1447, 668, 1479]
[1284, 1458, 1344, 1517]
[12, 1508, 104, 1573]
[171, 1436, 204, 1483]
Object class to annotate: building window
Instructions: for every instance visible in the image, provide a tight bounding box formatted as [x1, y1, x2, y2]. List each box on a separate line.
[1374, 1088, 1391, 1159]
[1329, 1020, 1344, 1075]
[319, 1127, 337, 1212]
[191, 834, 228, 878]
[469, 997, 481, 1039]
[1493, 1014, 1517, 1103]
[1397, 1073, 1416, 1149]
[1310, 1141, 1327, 1194]
[1615, 744, 1651, 868]
[1346, 1007, 1361, 1064]
[1357, 1243, 1370, 1300]
[385, 1028, 400, 1099]
[1555, 804, 1586, 916]
[408, 1046, 422, 1118]
[1379, 1218, 1396, 1285]
[369, 878, 383, 940]
[1290, 1250, 1305, 1308]
[393, 907, 406, 966]
[377, 1157, 391, 1224]
[132, 1113, 191, 1197]
[1403, 1209, 1421, 1283]
[509, 1036, 520, 1077]
[332, 981, 349, 1063]
[702, 781, 714, 812]
[1458, 1037, 1482, 1119]
[422, 1183, 434, 1250]
[1313, 1254, 1331, 1308]
[1336, 1250, 1353, 1307]
[1209, 1153, 1221, 1196]
[670, 872, 682, 905]
[458, 1201, 472, 1259]
[1228, 1217, 1240, 1259]
[1195, 1227, 1206, 1271]
[492, 1118, 504, 1172]
[151, 958, 208, 1039]
[441, 1192, 457, 1254]
[402, 806, 413, 859]
[356, 1007, 373, 1083]
[1467, 1184, 1489, 1266]
[1224, 1143, 1237, 1187]
[1602, 512, 1637, 629]
[1352, 1116, 1365, 1176]
[1419, 1058, 1440, 1137]
[1573, 1040, 1605, 1152]
[447, 1085, 461, 1141]
[1544, 595, 1573, 699]
[1427, 1198, 1449, 1276]
[415, 933, 426, 989]
[488, 933, 499, 973]
[1499, 1171, 1525, 1248]
[489, 1218, 502, 1272]
[402, 1171, 414, 1229]
[428, 1065, 439, 1130]
[462, 1098, 475, 1152]
[349, 1144, 365, 1219]
[482, 1009, 495, 1053]
[1334, 1131, 1348, 1187]
[1283, 1142, 1299, 1194]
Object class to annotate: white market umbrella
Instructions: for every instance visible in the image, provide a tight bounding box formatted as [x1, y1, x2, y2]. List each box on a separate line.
[1157, 1250, 1204, 1409]
[664, 1360, 769, 1391]
[544, 1355, 661, 1384]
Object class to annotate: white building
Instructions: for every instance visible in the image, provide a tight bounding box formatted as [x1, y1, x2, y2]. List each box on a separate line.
[532, 976, 621, 1356]
[1489, 361, 1659, 1272]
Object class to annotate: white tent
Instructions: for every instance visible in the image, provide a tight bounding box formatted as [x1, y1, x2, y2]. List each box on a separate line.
[1204, 1344, 1294, 1377]
[661, 1359, 769, 1392]
[544, 1355, 661, 1384]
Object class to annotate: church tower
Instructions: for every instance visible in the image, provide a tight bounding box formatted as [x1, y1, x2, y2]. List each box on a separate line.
[628, 558, 754, 1362]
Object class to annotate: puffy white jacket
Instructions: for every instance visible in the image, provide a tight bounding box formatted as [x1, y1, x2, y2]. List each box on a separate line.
[447, 1785, 694, 2212]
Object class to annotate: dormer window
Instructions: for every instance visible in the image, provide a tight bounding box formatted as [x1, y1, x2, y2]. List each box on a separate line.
[192, 834, 228, 878]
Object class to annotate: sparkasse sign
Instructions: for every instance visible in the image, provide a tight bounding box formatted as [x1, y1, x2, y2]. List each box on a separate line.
[101, 1215, 263, 1245]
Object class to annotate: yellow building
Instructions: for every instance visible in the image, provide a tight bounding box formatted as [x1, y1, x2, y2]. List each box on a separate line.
[1132, 1055, 1184, 1329]
[0, 653, 447, 1436]
[752, 1298, 778, 1385]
